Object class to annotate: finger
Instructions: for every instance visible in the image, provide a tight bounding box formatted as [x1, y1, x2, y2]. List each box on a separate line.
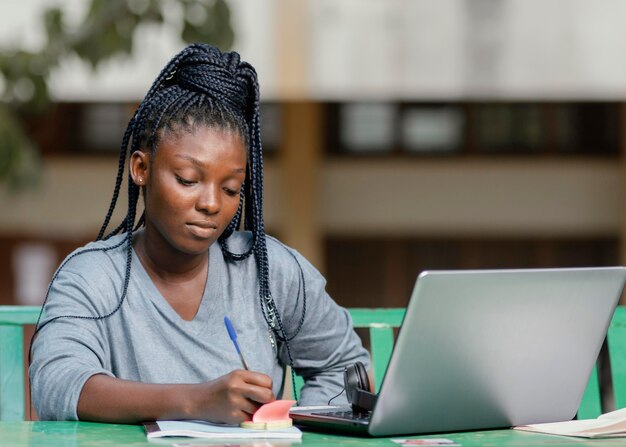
[240, 383, 275, 404]
[225, 394, 261, 420]
[227, 408, 256, 424]
[236, 370, 273, 389]
[239, 398, 262, 416]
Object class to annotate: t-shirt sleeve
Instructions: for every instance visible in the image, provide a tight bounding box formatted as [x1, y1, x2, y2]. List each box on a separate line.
[29, 268, 115, 421]
[268, 240, 371, 406]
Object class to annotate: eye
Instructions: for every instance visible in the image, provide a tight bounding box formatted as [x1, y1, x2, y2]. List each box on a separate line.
[224, 187, 241, 197]
[175, 175, 196, 186]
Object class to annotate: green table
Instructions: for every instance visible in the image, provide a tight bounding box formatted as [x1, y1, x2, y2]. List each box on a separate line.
[0, 422, 618, 447]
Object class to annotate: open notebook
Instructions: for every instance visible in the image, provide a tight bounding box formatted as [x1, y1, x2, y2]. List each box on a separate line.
[144, 420, 302, 440]
[515, 408, 626, 438]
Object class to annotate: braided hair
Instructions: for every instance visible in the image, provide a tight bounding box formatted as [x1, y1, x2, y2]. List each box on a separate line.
[33, 44, 306, 398]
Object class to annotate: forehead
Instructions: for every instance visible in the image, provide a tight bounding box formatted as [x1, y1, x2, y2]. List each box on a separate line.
[154, 125, 247, 164]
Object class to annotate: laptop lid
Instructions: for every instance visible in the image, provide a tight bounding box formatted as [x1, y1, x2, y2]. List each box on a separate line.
[292, 267, 626, 437]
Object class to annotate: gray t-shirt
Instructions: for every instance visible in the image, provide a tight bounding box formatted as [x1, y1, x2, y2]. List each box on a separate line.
[30, 232, 370, 421]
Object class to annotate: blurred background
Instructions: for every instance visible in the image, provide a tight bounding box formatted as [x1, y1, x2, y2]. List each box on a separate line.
[0, 0, 625, 311]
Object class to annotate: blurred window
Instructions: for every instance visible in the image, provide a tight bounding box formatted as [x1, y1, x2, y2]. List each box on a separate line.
[401, 106, 464, 153]
[12, 243, 56, 305]
[80, 103, 132, 152]
[339, 102, 396, 153]
[260, 102, 281, 154]
[472, 103, 544, 153]
[556, 103, 620, 155]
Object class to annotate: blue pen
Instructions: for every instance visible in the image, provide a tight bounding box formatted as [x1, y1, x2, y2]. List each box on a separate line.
[224, 316, 250, 370]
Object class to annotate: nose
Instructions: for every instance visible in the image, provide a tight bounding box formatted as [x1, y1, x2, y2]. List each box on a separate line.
[196, 184, 220, 215]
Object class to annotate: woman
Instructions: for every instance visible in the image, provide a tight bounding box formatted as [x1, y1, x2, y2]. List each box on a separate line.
[30, 44, 369, 423]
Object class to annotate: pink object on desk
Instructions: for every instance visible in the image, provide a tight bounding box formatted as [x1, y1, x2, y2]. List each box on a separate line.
[252, 400, 296, 423]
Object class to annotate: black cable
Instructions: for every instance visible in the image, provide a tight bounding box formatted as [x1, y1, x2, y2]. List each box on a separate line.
[328, 387, 346, 406]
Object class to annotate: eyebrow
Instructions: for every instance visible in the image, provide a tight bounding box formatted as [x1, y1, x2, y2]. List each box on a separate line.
[174, 154, 245, 174]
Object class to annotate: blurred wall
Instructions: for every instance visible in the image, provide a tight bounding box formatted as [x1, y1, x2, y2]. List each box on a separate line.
[0, 0, 625, 306]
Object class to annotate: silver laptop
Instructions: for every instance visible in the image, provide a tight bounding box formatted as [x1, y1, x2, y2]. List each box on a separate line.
[290, 267, 626, 437]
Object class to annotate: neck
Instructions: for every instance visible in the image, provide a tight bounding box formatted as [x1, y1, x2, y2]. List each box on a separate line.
[133, 228, 208, 282]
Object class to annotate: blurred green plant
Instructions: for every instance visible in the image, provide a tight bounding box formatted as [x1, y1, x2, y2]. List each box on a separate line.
[0, 0, 234, 191]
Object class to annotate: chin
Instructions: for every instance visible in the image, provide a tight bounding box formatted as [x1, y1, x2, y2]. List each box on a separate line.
[165, 237, 212, 256]
[183, 241, 216, 256]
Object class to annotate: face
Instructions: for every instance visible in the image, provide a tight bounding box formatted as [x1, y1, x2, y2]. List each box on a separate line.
[131, 126, 247, 256]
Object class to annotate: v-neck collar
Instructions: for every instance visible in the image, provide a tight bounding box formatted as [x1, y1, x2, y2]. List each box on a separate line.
[132, 242, 225, 333]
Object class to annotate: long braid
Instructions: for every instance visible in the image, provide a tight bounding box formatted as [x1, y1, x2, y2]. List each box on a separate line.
[97, 118, 134, 241]
[238, 62, 303, 396]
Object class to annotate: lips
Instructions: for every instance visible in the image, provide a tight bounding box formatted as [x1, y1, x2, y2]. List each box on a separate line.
[186, 221, 218, 239]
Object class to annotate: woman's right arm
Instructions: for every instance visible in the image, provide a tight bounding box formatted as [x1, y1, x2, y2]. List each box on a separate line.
[77, 370, 274, 424]
[30, 267, 274, 422]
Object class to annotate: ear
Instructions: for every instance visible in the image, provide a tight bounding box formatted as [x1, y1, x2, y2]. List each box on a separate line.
[130, 150, 150, 187]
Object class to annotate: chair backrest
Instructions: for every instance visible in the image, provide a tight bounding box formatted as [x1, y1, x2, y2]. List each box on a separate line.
[0, 305, 40, 421]
[348, 308, 405, 392]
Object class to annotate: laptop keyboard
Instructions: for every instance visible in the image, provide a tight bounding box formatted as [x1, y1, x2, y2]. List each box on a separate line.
[310, 410, 371, 423]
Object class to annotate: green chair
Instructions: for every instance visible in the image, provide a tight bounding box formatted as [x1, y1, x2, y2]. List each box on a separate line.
[0, 305, 41, 421]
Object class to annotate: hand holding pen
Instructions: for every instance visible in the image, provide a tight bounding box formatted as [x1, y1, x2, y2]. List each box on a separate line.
[172, 316, 275, 424]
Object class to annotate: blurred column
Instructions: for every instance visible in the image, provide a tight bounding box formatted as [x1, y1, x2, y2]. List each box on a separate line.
[621, 103, 626, 269]
[619, 103, 626, 305]
[276, 0, 309, 97]
[280, 102, 324, 272]
[274, 0, 324, 271]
